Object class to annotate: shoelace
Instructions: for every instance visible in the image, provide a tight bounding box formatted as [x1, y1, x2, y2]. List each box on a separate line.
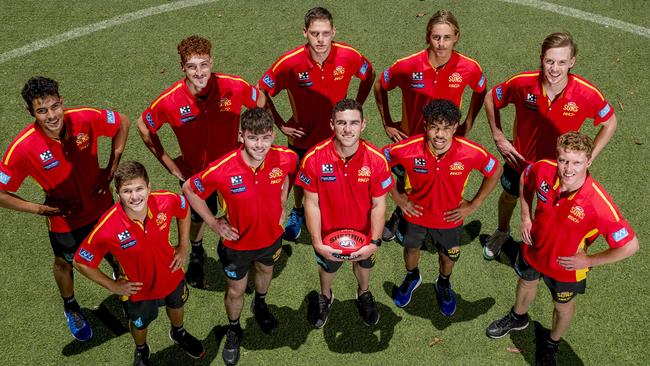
[67, 311, 85, 330]
[287, 211, 300, 225]
[225, 330, 240, 348]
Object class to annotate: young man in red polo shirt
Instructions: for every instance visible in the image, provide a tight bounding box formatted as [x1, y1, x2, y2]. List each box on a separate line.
[138, 35, 264, 288]
[183, 108, 297, 366]
[483, 32, 617, 260]
[296, 99, 393, 328]
[486, 132, 638, 365]
[0, 77, 129, 342]
[259, 7, 375, 241]
[383, 99, 501, 316]
[74, 161, 205, 365]
[374, 10, 487, 241]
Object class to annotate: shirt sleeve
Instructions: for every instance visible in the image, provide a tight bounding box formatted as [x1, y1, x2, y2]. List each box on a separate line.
[90, 109, 121, 137]
[141, 101, 166, 134]
[468, 64, 487, 93]
[371, 154, 394, 197]
[169, 192, 190, 219]
[380, 60, 403, 91]
[237, 79, 260, 109]
[188, 164, 221, 200]
[74, 231, 108, 269]
[0, 145, 28, 192]
[355, 53, 373, 81]
[590, 97, 614, 126]
[295, 155, 317, 192]
[259, 61, 285, 97]
[478, 150, 500, 178]
[594, 189, 635, 249]
[522, 161, 540, 197]
[492, 77, 514, 110]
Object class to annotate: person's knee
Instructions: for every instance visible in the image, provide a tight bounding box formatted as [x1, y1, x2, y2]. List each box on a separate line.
[501, 191, 518, 204]
[226, 283, 246, 300]
[553, 299, 575, 314]
[53, 258, 72, 273]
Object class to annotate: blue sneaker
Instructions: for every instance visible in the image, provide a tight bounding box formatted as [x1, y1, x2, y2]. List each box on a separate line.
[392, 274, 422, 307]
[284, 207, 304, 241]
[435, 281, 457, 317]
[64, 309, 93, 341]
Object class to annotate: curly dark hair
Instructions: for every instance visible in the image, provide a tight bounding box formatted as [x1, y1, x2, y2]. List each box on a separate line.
[21, 76, 60, 114]
[423, 99, 461, 126]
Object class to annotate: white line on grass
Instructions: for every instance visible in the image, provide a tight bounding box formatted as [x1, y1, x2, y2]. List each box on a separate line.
[498, 0, 650, 38]
[0, 0, 217, 64]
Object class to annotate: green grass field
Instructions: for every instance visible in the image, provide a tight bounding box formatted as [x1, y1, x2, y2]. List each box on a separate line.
[1, 1, 648, 364]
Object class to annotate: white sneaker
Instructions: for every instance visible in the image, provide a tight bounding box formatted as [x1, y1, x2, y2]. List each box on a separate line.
[483, 229, 511, 260]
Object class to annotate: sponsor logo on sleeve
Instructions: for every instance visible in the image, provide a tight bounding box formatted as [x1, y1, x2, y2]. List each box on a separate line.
[495, 86, 503, 101]
[299, 172, 311, 185]
[145, 112, 155, 128]
[478, 74, 486, 88]
[598, 104, 611, 119]
[359, 61, 369, 76]
[381, 176, 393, 190]
[383, 68, 390, 83]
[263, 74, 275, 89]
[485, 157, 496, 173]
[106, 110, 116, 124]
[78, 248, 94, 262]
[383, 147, 391, 162]
[179, 194, 186, 209]
[193, 178, 205, 193]
[612, 227, 629, 242]
[0, 171, 11, 185]
[251, 87, 258, 102]
[524, 164, 532, 176]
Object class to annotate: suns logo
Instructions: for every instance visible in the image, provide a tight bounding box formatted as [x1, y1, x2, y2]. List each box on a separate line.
[358, 166, 371, 177]
[449, 72, 463, 83]
[156, 212, 168, 230]
[75, 133, 90, 150]
[568, 205, 585, 222]
[563, 102, 579, 113]
[269, 167, 284, 179]
[450, 162, 465, 171]
[219, 97, 232, 111]
[333, 66, 346, 80]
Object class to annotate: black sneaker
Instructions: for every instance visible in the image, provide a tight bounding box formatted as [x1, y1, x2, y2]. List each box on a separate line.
[222, 327, 242, 365]
[486, 310, 529, 338]
[382, 208, 403, 241]
[186, 251, 207, 288]
[251, 298, 278, 334]
[169, 328, 205, 359]
[309, 292, 333, 329]
[356, 291, 379, 326]
[133, 346, 150, 366]
[536, 336, 559, 366]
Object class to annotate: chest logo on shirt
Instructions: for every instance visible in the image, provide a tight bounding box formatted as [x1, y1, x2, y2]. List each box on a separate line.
[269, 167, 284, 184]
[448, 72, 462, 88]
[410, 71, 425, 89]
[118, 230, 137, 249]
[298, 72, 313, 87]
[333, 66, 346, 81]
[39, 150, 60, 170]
[156, 212, 168, 230]
[568, 205, 585, 223]
[540, 180, 550, 194]
[75, 133, 90, 150]
[414, 158, 428, 174]
[562, 101, 579, 117]
[219, 97, 232, 112]
[321, 163, 336, 182]
[179, 105, 196, 123]
[358, 166, 371, 183]
[230, 175, 246, 194]
[450, 161, 465, 176]
[525, 93, 538, 111]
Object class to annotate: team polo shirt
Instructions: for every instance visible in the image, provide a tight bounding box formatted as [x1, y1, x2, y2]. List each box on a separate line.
[380, 50, 486, 136]
[74, 191, 188, 301]
[521, 160, 634, 282]
[142, 72, 259, 177]
[259, 42, 373, 150]
[0, 107, 120, 232]
[383, 135, 498, 229]
[188, 146, 298, 251]
[492, 71, 614, 172]
[295, 138, 394, 237]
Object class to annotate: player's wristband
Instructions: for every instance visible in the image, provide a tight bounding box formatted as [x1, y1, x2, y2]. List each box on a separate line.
[370, 238, 382, 247]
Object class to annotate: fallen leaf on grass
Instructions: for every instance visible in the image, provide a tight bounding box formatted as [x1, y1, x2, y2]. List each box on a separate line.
[429, 337, 442, 346]
[634, 139, 643, 145]
[506, 347, 523, 354]
[617, 100, 624, 111]
[160, 68, 165, 74]
[416, 13, 427, 18]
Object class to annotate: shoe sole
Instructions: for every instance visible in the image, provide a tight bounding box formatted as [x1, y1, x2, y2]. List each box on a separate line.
[393, 276, 422, 308]
[312, 293, 333, 329]
[360, 312, 380, 327]
[482, 245, 499, 261]
[169, 332, 205, 359]
[64, 311, 93, 342]
[284, 227, 301, 241]
[486, 321, 529, 339]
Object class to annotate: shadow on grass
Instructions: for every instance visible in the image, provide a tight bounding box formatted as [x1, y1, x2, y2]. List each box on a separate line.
[149, 325, 226, 365]
[302, 291, 402, 353]
[62, 296, 129, 356]
[508, 321, 584, 365]
[382, 282, 494, 331]
[478, 234, 519, 267]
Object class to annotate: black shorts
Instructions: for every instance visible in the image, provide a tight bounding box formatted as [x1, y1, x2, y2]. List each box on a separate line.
[400, 220, 462, 251]
[49, 221, 97, 263]
[179, 180, 219, 223]
[217, 237, 283, 281]
[127, 279, 189, 330]
[500, 163, 521, 197]
[315, 249, 377, 273]
[514, 249, 586, 303]
[288, 144, 308, 163]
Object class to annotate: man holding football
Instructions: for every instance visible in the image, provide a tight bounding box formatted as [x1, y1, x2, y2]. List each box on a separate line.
[296, 99, 393, 328]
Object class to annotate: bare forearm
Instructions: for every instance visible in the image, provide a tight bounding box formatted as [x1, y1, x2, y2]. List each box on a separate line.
[373, 78, 393, 126]
[461, 90, 487, 135]
[470, 166, 502, 208]
[304, 192, 323, 245]
[0, 191, 44, 215]
[588, 237, 639, 267]
[592, 115, 617, 160]
[182, 182, 218, 226]
[355, 69, 375, 105]
[369, 195, 386, 240]
[74, 261, 116, 292]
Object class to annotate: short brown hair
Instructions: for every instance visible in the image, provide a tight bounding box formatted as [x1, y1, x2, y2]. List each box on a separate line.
[240, 108, 274, 135]
[304, 7, 333, 28]
[426, 10, 459, 45]
[114, 161, 149, 190]
[541, 32, 577, 59]
[332, 98, 363, 121]
[557, 131, 593, 160]
[177, 35, 212, 65]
